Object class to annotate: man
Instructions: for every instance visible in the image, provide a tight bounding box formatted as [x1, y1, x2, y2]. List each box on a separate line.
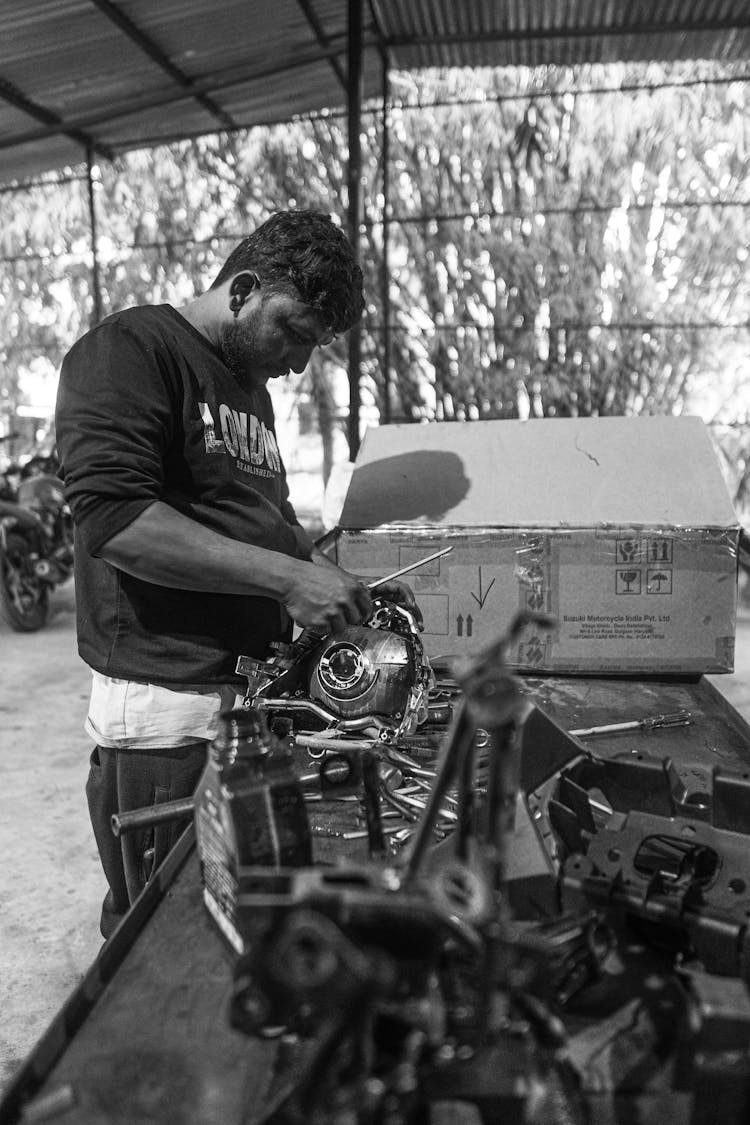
[56, 210, 410, 937]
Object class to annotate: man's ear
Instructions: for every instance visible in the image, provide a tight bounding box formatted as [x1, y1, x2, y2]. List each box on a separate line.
[228, 271, 259, 317]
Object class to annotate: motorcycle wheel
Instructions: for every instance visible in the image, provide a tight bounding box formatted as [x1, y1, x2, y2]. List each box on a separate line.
[0, 531, 50, 631]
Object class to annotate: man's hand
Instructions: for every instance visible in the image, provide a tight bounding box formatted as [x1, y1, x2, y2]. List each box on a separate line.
[283, 556, 372, 633]
[308, 547, 424, 630]
[370, 578, 424, 629]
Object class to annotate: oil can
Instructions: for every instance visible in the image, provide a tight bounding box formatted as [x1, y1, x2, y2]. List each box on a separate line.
[194, 706, 311, 952]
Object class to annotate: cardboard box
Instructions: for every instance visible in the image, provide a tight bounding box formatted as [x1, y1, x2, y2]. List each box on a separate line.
[334, 417, 739, 674]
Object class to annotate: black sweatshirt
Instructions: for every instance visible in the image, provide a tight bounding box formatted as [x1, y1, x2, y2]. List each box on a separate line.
[55, 305, 311, 684]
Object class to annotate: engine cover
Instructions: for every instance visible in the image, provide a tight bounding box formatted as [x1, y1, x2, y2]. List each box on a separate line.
[236, 599, 433, 739]
[308, 625, 415, 722]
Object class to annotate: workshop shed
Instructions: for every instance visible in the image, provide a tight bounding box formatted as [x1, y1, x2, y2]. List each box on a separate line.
[1, 0, 748, 454]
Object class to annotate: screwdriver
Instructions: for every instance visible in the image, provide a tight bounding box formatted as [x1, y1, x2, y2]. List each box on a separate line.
[570, 709, 692, 738]
[367, 545, 453, 590]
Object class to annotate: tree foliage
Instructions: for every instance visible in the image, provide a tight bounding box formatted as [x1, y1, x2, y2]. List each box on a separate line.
[367, 65, 750, 431]
[1, 60, 749, 510]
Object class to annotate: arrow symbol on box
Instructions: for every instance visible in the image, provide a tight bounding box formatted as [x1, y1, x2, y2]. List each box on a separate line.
[470, 568, 495, 609]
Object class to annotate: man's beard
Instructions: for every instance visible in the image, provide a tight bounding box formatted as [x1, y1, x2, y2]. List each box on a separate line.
[219, 315, 265, 382]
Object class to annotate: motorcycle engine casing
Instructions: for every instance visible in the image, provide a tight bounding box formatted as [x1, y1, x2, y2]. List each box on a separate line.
[307, 625, 416, 721]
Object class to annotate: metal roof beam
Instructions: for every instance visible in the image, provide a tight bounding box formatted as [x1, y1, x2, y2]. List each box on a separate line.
[88, 0, 237, 131]
[366, 0, 389, 53]
[347, 0, 364, 460]
[0, 40, 362, 155]
[386, 16, 750, 49]
[0, 73, 114, 162]
[295, 0, 347, 90]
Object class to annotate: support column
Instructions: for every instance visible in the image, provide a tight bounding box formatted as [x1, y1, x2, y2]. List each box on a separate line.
[346, 0, 363, 460]
[380, 55, 391, 425]
[86, 148, 103, 326]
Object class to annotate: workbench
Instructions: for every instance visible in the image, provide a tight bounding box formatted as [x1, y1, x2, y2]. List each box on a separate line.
[3, 673, 750, 1125]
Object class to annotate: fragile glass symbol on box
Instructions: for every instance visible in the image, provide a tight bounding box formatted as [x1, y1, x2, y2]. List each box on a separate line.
[616, 569, 642, 595]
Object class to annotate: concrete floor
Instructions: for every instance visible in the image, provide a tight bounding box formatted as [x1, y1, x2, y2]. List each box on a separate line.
[0, 580, 104, 1096]
[1, 579, 749, 1098]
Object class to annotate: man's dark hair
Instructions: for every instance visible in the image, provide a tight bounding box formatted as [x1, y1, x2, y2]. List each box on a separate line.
[211, 210, 364, 333]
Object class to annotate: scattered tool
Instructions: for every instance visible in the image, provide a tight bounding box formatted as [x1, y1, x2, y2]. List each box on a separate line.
[366, 545, 453, 590]
[111, 753, 359, 837]
[296, 734, 379, 758]
[570, 709, 692, 738]
[311, 823, 406, 841]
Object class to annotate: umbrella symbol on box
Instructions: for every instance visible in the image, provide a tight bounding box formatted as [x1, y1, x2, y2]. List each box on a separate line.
[647, 570, 672, 594]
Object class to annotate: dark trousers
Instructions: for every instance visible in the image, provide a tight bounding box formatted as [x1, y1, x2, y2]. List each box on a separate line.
[86, 742, 207, 939]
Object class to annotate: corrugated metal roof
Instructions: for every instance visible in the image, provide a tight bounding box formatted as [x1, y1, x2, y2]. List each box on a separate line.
[0, 0, 748, 183]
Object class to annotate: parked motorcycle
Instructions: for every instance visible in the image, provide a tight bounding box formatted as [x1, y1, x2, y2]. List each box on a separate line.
[0, 453, 74, 631]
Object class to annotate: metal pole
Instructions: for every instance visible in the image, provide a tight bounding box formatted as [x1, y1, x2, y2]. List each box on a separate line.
[86, 147, 103, 326]
[380, 53, 392, 425]
[346, 0, 363, 459]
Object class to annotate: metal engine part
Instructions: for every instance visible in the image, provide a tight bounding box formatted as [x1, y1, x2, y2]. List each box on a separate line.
[308, 623, 417, 721]
[236, 598, 433, 741]
[227, 611, 592, 1125]
[533, 754, 750, 979]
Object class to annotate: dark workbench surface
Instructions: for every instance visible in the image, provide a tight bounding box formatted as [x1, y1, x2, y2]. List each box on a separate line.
[523, 672, 750, 780]
[3, 674, 749, 1125]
